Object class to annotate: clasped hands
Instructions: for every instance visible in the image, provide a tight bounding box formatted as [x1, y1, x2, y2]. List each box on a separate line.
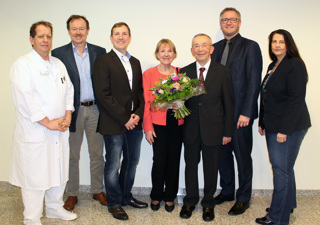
[125, 114, 140, 130]
[49, 116, 71, 132]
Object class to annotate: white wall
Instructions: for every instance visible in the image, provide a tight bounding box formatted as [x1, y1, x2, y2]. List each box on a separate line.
[1, 0, 319, 190]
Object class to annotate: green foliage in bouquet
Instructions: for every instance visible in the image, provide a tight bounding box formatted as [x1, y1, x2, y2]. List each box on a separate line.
[150, 73, 206, 119]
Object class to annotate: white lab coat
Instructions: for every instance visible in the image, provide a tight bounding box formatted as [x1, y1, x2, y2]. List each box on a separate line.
[9, 50, 74, 190]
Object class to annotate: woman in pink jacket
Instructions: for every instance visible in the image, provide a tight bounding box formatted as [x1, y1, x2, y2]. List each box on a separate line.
[143, 39, 183, 213]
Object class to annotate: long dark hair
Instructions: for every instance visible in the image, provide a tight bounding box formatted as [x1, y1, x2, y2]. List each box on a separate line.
[268, 29, 308, 80]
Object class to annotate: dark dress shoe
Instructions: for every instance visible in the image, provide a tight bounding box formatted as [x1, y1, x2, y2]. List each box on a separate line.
[165, 202, 175, 212]
[228, 201, 249, 215]
[108, 206, 128, 220]
[214, 193, 234, 205]
[256, 216, 274, 224]
[123, 198, 148, 208]
[179, 205, 195, 219]
[63, 196, 78, 211]
[93, 192, 107, 206]
[266, 207, 294, 213]
[202, 207, 215, 221]
[151, 201, 160, 211]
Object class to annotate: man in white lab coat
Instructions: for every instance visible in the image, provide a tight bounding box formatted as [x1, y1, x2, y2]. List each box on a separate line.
[9, 21, 77, 225]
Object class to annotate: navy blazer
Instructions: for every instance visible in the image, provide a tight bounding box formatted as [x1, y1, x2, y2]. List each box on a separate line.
[259, 56, 311, 135]
[181, 61, 234, 146]
[92, 50, 144, 135]
[212, 34, 262, 123]
[52, 42, 106, 132]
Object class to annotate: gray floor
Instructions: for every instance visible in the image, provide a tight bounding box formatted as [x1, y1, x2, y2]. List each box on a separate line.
[1, 183, 320, 225]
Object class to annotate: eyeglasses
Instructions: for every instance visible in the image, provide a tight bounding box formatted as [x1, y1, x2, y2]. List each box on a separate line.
[220, 18, 239, 24]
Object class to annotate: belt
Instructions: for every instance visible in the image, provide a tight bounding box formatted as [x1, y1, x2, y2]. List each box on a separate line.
[80, 100, 95, 106]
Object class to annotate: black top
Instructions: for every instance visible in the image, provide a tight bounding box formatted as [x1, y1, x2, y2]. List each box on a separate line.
[259, 55, 311, 135]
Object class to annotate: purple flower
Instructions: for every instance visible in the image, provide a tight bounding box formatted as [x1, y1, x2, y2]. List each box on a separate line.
[170, 88, 175, 92]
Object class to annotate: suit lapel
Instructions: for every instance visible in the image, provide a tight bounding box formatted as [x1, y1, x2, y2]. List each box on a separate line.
[204, 61, 216, 86]
[130, 57, 139, 92]
[266, 58, 286, 87]
[65, 43, 80, 79]
[88, 43, 97, 74]
[110, 50, 131, 90]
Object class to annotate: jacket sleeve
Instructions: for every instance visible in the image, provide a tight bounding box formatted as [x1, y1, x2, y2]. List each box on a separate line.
[222, 69, 234, 137]
[132, 59, 145, 121]
[241, 41, 262, 118]
[142, 69, 154, 132]
[279, 60, 308, 135]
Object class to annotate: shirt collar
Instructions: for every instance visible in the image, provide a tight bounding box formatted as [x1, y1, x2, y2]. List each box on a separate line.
[72, 42, 88, 54]
[226, 33, 240, 45]
[112, 48, 131, 62]
[32, 49, 53, 63]
[196, 59, 211, 72]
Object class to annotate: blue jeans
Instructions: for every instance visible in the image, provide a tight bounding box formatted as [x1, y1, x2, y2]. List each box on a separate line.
[265, 129, 308, 225]
[103, 129, 143, 208]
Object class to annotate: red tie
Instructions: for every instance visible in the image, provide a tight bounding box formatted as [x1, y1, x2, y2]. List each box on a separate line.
[199, 67, 205, 86]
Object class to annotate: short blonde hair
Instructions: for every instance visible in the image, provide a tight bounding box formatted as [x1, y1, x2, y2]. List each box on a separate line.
[154, 39, 177, 60]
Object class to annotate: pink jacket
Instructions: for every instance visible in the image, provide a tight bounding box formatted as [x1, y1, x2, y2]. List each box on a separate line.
[142, 66, 184, 132]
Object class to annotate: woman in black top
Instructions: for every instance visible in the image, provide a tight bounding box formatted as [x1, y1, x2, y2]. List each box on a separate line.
[256, 29, 311, 225]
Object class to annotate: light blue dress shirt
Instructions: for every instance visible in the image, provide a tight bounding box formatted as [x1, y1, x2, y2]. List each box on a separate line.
[73, 43, 95, 102]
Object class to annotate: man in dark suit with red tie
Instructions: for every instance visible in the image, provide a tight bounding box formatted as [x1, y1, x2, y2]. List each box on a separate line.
[93, 22, 147, 221]
[179, 34, 234, 222]
[211, 7, 262, 216]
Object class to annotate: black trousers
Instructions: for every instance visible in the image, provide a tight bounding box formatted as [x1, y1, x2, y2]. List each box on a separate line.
[150, 110, 182, 202]
[219, 124, 253, 203]
[183, 135, 221, 208]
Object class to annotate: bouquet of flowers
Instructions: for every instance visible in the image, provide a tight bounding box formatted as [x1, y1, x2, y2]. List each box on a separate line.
[150, 73, 206, 119]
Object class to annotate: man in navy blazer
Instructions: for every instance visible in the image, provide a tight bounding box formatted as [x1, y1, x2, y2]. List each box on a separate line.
[179, 34, 233, 222]
[52, 15, 107, 210]
[93, 22, 147, 221]
[211, 8, 262, 215]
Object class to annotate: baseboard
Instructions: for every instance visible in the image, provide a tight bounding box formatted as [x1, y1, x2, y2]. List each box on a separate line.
[2, 181, 319, 197]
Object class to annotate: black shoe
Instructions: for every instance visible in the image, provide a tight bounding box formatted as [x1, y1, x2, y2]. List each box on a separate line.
[256, 216, 274, 224]
[165, 202, 175, 212]
[266, 207, 294, 213]
[108, 206, 129, 220]
[122, 198, 148, 208]
[228, 201, 249, 215]
[202, 207, 215, 221]
[179, 205, 195, 219]
[151, 201, 160, 211]
[214, 193, 234, 205]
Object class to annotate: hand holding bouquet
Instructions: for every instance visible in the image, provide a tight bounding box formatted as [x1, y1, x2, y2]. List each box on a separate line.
[150, 73, 206, 119]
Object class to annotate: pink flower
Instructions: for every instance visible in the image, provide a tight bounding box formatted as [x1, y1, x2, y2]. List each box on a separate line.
[171, 75, 179, 81]
[172, 82, 180, 89]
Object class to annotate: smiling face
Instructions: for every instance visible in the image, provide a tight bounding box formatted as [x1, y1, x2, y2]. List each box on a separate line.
[156, 44, 176, 66]
[220, 10, 241, 39]
[110, 25, 131, 55]
[68, 18, 89, 46]
[29, 24, 52, 60]
[272, 33, 287, 61]
[191, 35, 214, 66]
